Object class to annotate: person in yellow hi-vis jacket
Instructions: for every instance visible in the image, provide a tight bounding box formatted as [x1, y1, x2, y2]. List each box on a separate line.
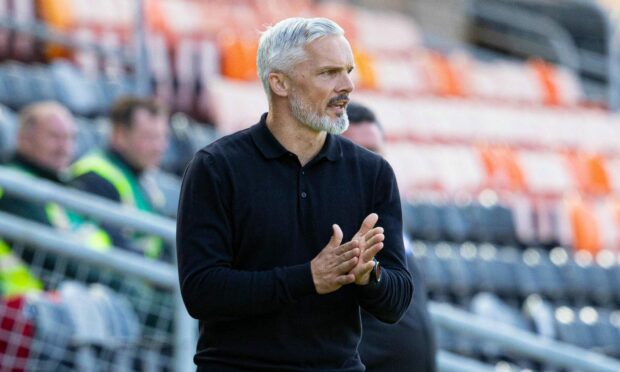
[0, 240, 42, 298]
[71, 97, 171, 262]
[0, 101, 111, 250]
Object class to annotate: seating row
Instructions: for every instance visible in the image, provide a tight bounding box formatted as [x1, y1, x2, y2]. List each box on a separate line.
[438, 292, 620, 362]
[413, 241, 620, 305]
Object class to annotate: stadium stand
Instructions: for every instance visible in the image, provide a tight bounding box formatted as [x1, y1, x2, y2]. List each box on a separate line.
[1, 0, 620, 371]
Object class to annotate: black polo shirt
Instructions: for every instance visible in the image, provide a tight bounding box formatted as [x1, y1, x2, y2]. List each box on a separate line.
[176, 113, 413, 371]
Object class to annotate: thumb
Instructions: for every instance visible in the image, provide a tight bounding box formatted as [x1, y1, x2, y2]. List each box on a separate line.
[357, 213, 378, 237]
[329, 224, 343, 247]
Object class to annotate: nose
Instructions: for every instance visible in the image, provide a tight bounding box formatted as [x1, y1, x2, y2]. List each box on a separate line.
[337, 71, 354, 94]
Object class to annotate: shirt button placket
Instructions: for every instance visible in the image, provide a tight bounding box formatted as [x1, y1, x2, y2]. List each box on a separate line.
[300, 169, 307, 199]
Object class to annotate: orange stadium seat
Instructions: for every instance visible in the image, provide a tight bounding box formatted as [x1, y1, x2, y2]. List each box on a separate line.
[529, 59, 561, 106]
[352, 48, 376, 90]
[426, 51, 464, 97]
[565, 151, 611, 196]
[564, 195, 602, 255]
[477, 145, 526, 192]
[219, 33, 258, 81]
[37, 0, 75, 59]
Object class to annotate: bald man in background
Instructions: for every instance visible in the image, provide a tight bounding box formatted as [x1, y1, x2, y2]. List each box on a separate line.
[343, 102, 437, 372]
[0, 101, 77, 225]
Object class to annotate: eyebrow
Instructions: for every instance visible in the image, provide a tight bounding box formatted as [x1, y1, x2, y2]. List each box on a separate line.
[318, 65, 355, 73]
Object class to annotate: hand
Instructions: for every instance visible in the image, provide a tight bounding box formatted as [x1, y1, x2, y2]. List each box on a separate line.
[311, 224, 360, 294]
[348, 213, 384, 285]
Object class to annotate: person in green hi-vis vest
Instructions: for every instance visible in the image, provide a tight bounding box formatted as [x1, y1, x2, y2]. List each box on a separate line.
[71, 97, 171, 262]
[0, 101, 111, 251]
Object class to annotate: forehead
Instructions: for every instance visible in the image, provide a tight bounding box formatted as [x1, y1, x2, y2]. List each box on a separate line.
[302, 35, 354, 69]
[37, 111, 75, 134]
[130, 108, 167, 131]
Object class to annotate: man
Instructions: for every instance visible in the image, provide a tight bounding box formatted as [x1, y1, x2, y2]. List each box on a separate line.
[0, 101, 109, 249]
[177, 17, 413, 371]
[0, 101, 107, 296]
[0, 101, 76, 225]
[343, 102, 437, 372]
[71, 97, 170, 260]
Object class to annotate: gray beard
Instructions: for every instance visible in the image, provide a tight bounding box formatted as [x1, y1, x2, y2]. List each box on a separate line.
[289, 94, 349, 134]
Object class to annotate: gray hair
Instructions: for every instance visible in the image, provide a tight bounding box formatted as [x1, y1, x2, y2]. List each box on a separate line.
[256, 17, 344, 100]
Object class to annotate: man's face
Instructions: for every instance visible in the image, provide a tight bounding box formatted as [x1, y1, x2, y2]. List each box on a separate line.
[20, 111, 76, 172]
[114, 108, 168, 171]
[342, 121, 384, 155]
[287, 35, 355, 134]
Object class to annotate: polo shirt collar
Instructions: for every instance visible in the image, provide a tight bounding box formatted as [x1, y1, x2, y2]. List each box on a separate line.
[251, 113, 288, 159]
[251, 113, 342, 162]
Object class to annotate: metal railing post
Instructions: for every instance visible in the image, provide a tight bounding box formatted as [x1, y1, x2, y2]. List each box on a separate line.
[133, 0, 151, 96]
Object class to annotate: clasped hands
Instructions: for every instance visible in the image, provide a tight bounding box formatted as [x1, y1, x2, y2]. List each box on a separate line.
[311, 213, 384, 294]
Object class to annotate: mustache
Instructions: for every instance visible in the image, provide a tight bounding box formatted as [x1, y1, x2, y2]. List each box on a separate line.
[328, 95, 350, 106]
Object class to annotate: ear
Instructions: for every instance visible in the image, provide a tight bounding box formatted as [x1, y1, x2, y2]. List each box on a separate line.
[110, 125, 126, 148]
[268, 72, 289, 98]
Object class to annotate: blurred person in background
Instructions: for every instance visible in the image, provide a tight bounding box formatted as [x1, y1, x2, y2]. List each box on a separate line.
[0, 101, 111, 299]
[71, 96, 171, 261]
[0, 101, 76, 224]
[342, 102, 437, 372]
[177, 17, 412, 371]
[0, 101, 110, 250]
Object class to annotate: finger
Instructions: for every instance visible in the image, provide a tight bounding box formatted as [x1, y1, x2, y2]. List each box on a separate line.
[337, 256, 358, 273]
[337, 239, 359, 255]
[365, 233, 385, 248]
[336, 273, 356, 286]
[364, 227, 384, 242]
[361, 242, 384, 262]
[356, 213, 378, 237]
[339, 247, 360, 262]
[329, 224, 343, 248]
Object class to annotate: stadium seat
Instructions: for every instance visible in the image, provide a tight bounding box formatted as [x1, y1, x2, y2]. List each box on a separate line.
[141, 169, 182, 219]
[0, 105, 18, 160]
[531, 251, 564, 300]
[28, 65, 57, 103]
[438, 204, 469, 243]
[2, 62, 33, 108]
[444, 250, 477, 297]
[404, 202, 443, 241]
[470, 292, 531, 357]
[523, 294, 556, 339]
[73, 117, 109, 160]
[558, 257, 592, 301]
[414, 242, 450, 296]
[513, 257, 541, 298]
[50, 60, 106, 116]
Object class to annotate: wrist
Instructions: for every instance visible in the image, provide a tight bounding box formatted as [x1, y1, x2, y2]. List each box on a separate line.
[356, 272, 370, 286]
[366, 258, 381, 285]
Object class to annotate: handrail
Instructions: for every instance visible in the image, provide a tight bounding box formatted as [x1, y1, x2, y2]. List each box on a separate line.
[468, 0, 581, 71]
[437, 350, 495, 372]
[553, 0, 619, 111]
[0, 167, 176, 242]
[0, 18, 130, 63]
[430, 302, 620, 371]
[0, 210, 194, 372]
[0, 211, 176, 288]
[133, 0, 151, 97]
